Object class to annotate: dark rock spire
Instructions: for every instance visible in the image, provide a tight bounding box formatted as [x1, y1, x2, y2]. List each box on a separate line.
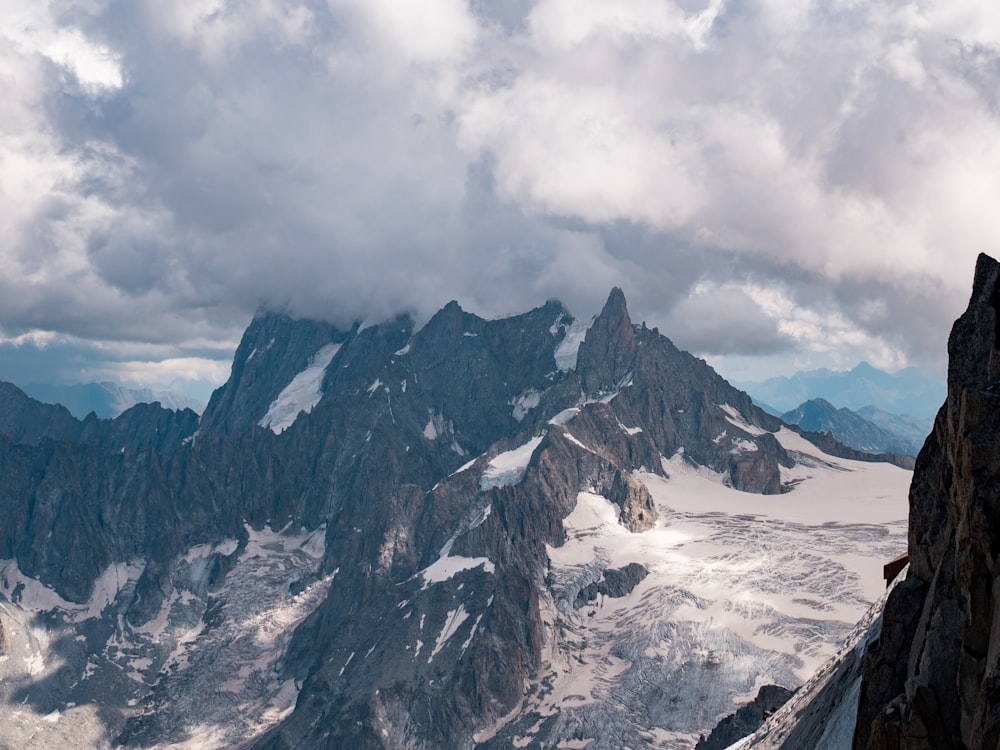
[576, 287, 637, 395]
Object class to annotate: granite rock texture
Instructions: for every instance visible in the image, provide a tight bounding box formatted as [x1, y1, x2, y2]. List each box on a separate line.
[854, 253, 1000, 750]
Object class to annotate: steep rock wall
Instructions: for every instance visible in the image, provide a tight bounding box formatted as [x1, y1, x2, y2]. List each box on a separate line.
[854, 253, 1000, 749]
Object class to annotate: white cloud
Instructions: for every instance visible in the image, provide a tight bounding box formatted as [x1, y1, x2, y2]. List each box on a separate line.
[2, 0, 998, 390]
[526, 0, 725, 51]
[742, 283, 907, 372]
[149, 0, 315, 61]
[331, 0, 479, 65]
[0, 2, 124, 92]
[459, 76, 707, 226]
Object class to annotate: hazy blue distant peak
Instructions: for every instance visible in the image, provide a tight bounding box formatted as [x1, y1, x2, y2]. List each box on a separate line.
[779, 397, 925, 456]
[736, 362, 945, 419]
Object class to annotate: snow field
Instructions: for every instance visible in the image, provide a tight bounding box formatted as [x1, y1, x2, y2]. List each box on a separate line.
[553, 317, 591, 371]
[480, 435, 545, 490]
[526, 433, 910, 749]
[258, 343, 341, 434]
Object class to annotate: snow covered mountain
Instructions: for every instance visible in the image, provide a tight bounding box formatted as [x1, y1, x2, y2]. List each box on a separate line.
[0, 290, 910, 749]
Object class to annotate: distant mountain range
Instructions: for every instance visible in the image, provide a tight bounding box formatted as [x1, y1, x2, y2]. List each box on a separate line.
[736, 361, 945, 420]
[780, 398, 928, 456]
[19, 381, 205, 419]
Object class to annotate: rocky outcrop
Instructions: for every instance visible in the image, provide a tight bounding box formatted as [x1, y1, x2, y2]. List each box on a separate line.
[854, 253, 1000, 749]
[795, 428, 916, 471]
[577, 287, 637, 395]
[574, 563, 649, 609]
[696, 684, 795, 750]
[0, 382, 84, 445]
[199, 312, 350, 435]
[0, 381, 199, 455]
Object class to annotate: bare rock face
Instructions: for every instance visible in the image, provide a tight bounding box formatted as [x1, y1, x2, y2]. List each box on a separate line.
[573, 563, 649, 609]
[199, 312, 350, 435]
[854, 253, 1000, 749]
[577, 287, 637, 395]
[696, 684, 795, 750]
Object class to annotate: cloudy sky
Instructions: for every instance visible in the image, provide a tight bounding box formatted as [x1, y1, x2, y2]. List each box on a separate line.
[2, 0, 999, 400]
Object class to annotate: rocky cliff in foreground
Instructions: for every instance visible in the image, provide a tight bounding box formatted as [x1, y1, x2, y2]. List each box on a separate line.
[853, 253, 1000, 749]
[731, 253, 1000, 750]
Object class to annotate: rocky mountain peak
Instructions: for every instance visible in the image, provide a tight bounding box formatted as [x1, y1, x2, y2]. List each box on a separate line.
[577, 286, 636, 394]
[200, 311, 351, 435]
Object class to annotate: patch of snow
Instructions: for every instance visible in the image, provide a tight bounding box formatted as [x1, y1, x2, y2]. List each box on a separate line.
[480, 435, 545, 490]
[366, 378, 383, 396]
[461, 612, 485, 653]
[246, 338, 275, 364]
[563, 432, 591, 451]
[554, 317, 591, 371]
[549, 407, 580, 425]
[719, 403, 768, 436]
[420, 555, 495, 588]
[395, 343, 411, 355]
[423, 410, 453, 441]
[259, 343, 341, 434]
[299, 525, 327, 559]
[450, 457, 478, 476]
[181, 539, 239, 564]
[260, 678, 299, 727]
[730, 439, 758, 454]
[420, 504, 495, 588]
[463, 332, 478, 337]
[339, 651, 355, 677]
[0, 559, 144, 622]
[429, 606, 470, 661]
[469, 503, 493, 530]
[82, 561, 145, 620]
[511, 389, 542, 421]
[401, 379, 407, 393]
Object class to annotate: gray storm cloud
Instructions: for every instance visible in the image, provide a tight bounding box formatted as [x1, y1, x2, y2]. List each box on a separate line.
[1, 0, 998, 388]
